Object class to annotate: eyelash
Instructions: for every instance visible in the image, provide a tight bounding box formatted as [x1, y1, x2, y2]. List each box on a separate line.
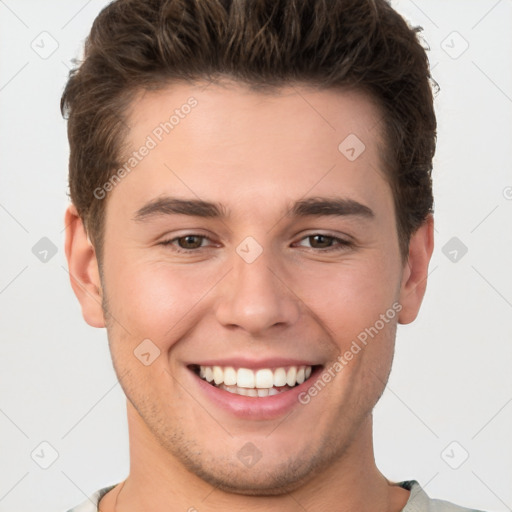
[159, 233, 353, 253]
[294, 234, 353, 252]
[159, 234, 213, 253]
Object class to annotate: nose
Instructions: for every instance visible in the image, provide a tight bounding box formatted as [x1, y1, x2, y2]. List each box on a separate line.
[214, 250, 301, 335]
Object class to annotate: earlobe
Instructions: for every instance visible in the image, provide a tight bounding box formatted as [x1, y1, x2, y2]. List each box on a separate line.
[64, 204, 105, 328]
[398, 214, 435, 325]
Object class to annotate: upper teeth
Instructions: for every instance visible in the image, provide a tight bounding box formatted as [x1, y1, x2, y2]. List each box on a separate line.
[199, 365, 312, 388]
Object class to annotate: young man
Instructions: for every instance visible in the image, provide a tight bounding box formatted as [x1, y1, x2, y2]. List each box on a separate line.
[62, 0, 482, 511]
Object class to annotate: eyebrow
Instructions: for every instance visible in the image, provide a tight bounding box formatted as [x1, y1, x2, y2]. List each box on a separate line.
[289, 197, 374, 219]
[133, 197, 225, 222]
[133, 195, 374, 222]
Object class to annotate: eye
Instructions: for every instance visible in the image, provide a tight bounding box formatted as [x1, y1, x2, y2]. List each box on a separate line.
[177, 235, 206, 249]
[160, 234, 210, 250]
[295, 234, 352, 251]
[305, 234, 335, 249]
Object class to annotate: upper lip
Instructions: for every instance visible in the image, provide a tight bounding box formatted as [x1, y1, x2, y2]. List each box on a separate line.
[188, 357, 322, 369]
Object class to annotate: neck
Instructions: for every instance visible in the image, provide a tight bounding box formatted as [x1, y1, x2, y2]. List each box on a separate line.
[105, 402, 409, 512]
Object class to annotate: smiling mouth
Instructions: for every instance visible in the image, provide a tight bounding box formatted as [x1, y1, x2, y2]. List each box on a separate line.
[189, 364, 320, 397]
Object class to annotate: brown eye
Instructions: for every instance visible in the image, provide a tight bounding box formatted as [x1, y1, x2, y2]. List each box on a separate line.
[308, 234, 335, 248]
[177, 235, 205, 249]
[294, 233, 352, 252]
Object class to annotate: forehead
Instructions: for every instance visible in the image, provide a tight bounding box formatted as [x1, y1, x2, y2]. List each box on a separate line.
[125, 80, 384, 155]
[111, 80, 392, 220]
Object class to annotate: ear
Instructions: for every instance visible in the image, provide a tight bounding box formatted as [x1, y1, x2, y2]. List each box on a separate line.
[64, 204, 105, 328]
[398, 214, 435, 324]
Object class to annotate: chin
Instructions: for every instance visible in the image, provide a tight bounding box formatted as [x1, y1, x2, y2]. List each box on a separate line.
[189, 461, 314, 496]
[172, 440, 341, 497]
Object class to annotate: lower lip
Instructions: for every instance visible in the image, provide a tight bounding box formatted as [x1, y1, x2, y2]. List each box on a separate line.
[190, 367, 323, 420]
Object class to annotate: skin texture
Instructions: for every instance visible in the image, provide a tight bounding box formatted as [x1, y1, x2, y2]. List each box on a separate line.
[65, 81, 434, 511]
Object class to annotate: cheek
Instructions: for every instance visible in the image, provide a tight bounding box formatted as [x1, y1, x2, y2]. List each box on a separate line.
[287, 253, 401, 342]
[102, 259, 221, 348]
[295, 259, 400, 404]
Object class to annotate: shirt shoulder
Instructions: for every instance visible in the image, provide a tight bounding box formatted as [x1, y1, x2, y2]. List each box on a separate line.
[65, 484, 118, 512]
[400, 480, 486, 512]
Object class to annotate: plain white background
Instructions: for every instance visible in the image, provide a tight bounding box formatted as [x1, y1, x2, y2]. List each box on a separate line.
[0, 1, 511, 511]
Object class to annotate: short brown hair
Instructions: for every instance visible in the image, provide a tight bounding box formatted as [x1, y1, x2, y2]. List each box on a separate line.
[61, 0, 436, 264]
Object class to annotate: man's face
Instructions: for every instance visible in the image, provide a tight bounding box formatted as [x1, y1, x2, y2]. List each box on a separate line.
[81, 82, 427, 493]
